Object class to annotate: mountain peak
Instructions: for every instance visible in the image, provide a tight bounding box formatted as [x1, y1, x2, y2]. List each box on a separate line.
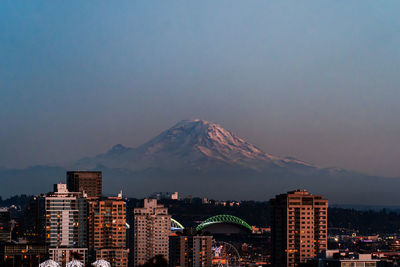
[171, 119, 211, 128]
[157, 119, 240, 147]
[136, 119, 296, 170]
[108, 144, 130, 154]
[171, 119, 231, 136]
[77, 119, 314, 172]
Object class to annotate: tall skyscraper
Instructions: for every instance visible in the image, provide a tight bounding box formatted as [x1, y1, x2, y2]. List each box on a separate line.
[133, 199, 171, 266]
[169, 234, 213, 267]
[88, 195, 129, 266]
[45, 183, 88, 266]
[270, 190, 328, 267]
[67, 171, 102, 198]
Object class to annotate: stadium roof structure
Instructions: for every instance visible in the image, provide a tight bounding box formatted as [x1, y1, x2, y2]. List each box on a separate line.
[171, 218, 185, 231]
[196, 214, 252, 232]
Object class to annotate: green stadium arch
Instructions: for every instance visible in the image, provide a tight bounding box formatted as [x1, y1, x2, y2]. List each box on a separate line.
[196, 214, 252, 232]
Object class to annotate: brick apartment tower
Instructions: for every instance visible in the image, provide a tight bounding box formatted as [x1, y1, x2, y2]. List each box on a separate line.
[134, 199, 171, 266]
[88, 196, 129, 267]
[270, 190, 328, 267]
[67, 171, 102, 198]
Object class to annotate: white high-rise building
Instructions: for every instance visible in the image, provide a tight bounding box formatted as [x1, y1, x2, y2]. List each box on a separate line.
[134, 199, 171, 266]
[45, 183, 88, 266]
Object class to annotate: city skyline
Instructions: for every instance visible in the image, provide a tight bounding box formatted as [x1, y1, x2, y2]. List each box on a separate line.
[1, 1, 400, 178]
[2, 1, 400, 266]
[0, 170, 399, 266]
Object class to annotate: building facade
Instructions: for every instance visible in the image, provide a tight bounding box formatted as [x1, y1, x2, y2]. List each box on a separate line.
[134, 199, 171, 266]
[48, 247, 88, 266]
[0, 208, 11, 243]
[270, 190, 328, 267]
[21, 196, 46, 243]
[169, 235, 213, 267]
[45, 183, 88, 266]
[66, 171, 102, 198]
[319, 251, 380, 267]
[88, 196, 128, 266]
[0, 243, 47, 267]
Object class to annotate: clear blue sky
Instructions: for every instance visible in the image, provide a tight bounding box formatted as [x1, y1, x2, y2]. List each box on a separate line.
[1, 1, 400, 176]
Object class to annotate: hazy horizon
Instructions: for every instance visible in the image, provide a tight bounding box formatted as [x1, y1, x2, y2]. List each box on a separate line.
[1, 1, 400, 177]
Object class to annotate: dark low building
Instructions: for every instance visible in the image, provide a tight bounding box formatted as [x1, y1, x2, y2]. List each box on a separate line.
[20, 197, 46, 244]
[0, 208, 11, 243]
[0, 243, 47, 267]
[318, 250, 392, 267]
[169, 232, 212, 267]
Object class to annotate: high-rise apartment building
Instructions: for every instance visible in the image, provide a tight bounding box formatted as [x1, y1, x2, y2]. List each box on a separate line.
[270, 190, 328, 267]
[45, 183, 88, 266]
[88, 195, 129, 266]
[67, 171, 102, 198]
[169, 235, 213, 267]
[134, 199, 171, 266]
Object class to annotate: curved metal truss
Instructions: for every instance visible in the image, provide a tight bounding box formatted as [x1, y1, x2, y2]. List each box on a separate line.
[196, 215, 252, 232]
[171, 218, 185, 231]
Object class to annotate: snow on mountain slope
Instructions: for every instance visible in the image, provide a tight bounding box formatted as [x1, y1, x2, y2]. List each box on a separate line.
[75, 119, 314, 171]
[9, 119, 400, 203]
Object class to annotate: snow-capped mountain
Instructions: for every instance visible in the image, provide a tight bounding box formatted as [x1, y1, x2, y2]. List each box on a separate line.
[2, 119, 400, 204]
[75, 119, 313, 171]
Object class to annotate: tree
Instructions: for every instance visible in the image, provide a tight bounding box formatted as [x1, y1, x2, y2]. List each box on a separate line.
[139, 255, 168, 267]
